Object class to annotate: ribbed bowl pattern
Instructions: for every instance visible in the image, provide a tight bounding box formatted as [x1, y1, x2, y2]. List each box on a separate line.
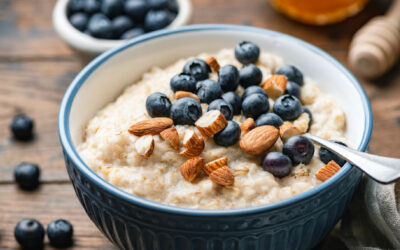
[64, 152, 362, 250]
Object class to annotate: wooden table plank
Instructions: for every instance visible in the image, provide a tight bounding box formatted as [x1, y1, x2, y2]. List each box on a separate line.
[0, 183, 116, 249]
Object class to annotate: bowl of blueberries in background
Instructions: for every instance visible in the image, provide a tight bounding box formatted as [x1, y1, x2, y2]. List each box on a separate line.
[53, 0, 192, 56]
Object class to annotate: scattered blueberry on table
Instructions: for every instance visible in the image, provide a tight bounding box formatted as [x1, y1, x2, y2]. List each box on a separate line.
[47, 219, 74, 248]
[319, 140, 347, 166]
[10, 114, 35, 141]
[67, 0, 178, 40]
[14, 218, 45, 249]
[14, 163, 41, 190]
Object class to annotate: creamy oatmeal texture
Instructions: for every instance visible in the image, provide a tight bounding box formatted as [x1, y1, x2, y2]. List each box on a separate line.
[78, 49, 347, 209]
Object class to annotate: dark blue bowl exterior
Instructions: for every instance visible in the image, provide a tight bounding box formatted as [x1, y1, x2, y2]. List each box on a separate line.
[64, 152, 362, 250]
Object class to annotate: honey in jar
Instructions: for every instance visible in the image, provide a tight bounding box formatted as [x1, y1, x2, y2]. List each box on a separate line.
[269, 0, 369, 25]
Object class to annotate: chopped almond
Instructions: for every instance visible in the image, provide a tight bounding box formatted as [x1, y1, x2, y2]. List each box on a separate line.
[203, 157, 228, 175]
[262, 74, 288, 99]
[180, 157, 204, 182]
[240, 118, 256, 135]
[195, 110, 227, 137]
[279, 122, 302, 142]
[160, 127, 180, 150]
[206, 56, 220, 72]
[135, 135, 154, 158]
[316, 160, 341, 181]
[209, 166, 234, 186]
[179, 130, 205, 158]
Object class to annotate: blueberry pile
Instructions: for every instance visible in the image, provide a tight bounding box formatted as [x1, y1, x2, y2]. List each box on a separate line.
[67, 0, 178, 40]
[144, 41, 348, 178]
[14, 218, 74, 249]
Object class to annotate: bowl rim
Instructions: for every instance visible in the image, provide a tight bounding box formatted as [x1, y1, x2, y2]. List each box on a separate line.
[58, 24, 373, 217]
[52, 0, 192, 54]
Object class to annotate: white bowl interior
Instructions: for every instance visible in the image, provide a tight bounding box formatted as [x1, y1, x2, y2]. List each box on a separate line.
[68, 29, 368, 151]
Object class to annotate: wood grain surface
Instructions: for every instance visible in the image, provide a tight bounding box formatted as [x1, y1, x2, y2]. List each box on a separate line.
[0, 0, 399, 249]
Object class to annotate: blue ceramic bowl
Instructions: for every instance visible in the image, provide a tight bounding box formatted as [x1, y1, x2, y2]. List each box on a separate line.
[59, 24, 372, 250]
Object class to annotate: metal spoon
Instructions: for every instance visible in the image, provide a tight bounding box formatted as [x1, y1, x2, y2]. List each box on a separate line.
[303, 134, 400, 184]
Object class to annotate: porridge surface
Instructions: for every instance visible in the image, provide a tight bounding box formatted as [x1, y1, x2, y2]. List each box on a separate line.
[77, 49, 347, 209]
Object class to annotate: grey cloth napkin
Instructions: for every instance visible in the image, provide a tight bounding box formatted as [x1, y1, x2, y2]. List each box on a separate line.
[330, 176, 400, 250]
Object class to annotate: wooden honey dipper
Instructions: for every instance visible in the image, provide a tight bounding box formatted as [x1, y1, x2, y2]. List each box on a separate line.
[348, 0, 400, 79]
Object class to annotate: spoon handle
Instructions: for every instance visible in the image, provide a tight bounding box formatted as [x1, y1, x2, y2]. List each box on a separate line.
[304, 134, 400, 184]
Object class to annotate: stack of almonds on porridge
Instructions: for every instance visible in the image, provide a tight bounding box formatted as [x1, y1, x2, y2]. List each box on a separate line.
[78, 41, 349, 209]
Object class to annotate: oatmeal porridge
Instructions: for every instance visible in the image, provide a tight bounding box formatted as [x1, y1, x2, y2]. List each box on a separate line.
[77, 42, 347, 209]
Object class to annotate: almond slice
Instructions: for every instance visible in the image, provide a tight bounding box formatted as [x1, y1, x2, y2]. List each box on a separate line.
[262, 74, 288, 99]
[279, 122, 302, 142]
[209, 166, 234, 186]
[174, 91, 200, 103]
[135, 135, 154, 158]
[179, 130, 205, 158]
[240, 125, 279, 155]
[240, 118, 256, 135]
[206, 56, 220, 72]
[195, 110, 227, 137]
[234, 168, 249, 176]
[160, 127, 180, 150]
[203, 157, 228, 175]
[316, 160, 341, 181]
[128, 118, 173, 136]
[180, 157, 204, 182]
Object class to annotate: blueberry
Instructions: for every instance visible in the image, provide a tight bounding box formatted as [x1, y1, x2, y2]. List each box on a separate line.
[170, 73, 197, 93]
[241, 93, 269, 119]
[47, 219, 74, 248]
[148, 0, 169, 10]
[14, 218, 45, 250]
[255, 113, 283, 128]
[88, 13, 113, 39]
[84, 0, 101, 14]
[235, 41, 260, 65]
[218, 65, 239, 92]
[241, 85, 267, 100]
[101, 0, 124, 18]
[214, 121, 241, 146]
[170, 97, 202, 125]
[319, 140, 347, 166]
[239, 64, 263, 88]
[283, 135, 315, 165]
[10, 114, 34, 141]
[69, 12, 88, 31]
[302, 107, 313, 132]
[183, 59, 211, 81]
[273, 94, 302, 121]
[112, 16, 134, 37]
[67, 0, 85, 13]
[196, 79, 222, 104]
[208, 99, 233, 120]
[124, 0, 148, 21]
[146, 92, 171, 117]
[144, 10, 171, 31]
[168, 0, 179, 13]
[276, 65, 304, 86]
[121, 27, 145, 39]
[285, 81, 301, 99]
[222, 92, 242, 115]
[262, 152, 293, 178]
[14, 163, 40, 190]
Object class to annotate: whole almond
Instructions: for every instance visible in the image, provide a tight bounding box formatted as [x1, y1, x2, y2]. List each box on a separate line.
[160, 127, 180, 150]
[174, 91, 200, 103]
[195, 110, 227, 137]
[209, 166, 234, 186]
[240, 118, 256, 135]
[180, 157, 204, 182]
[203, 157, 228, 175]
[206, 56, 220, 72]
[240, 125, 279, 155]
[128, 118, 173, 136]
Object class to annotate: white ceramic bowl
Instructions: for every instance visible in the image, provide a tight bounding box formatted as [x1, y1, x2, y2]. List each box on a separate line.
[53, 0, 192, 56]
[59, 25, 372, 249]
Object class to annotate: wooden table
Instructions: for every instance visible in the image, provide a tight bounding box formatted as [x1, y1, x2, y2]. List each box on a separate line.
[0, 0, 399, 249]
